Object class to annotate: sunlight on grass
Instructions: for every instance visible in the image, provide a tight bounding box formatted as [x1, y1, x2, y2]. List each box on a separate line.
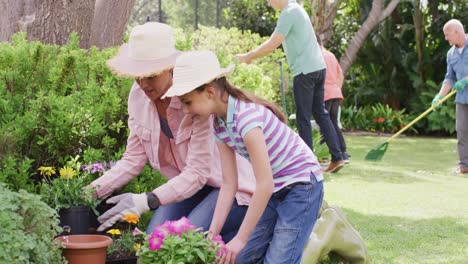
[321, 135, 468, 264]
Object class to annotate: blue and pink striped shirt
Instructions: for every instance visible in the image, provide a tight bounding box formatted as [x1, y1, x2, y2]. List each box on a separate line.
[214, 96, 323, 192]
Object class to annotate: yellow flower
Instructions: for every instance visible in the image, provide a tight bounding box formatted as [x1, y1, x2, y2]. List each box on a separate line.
[122, 213, 139, 225]
[134, 243, 141, 251]
[59, 166, 76, 179]
[38, 166, 56, 177]
[107, 229, 121, 235]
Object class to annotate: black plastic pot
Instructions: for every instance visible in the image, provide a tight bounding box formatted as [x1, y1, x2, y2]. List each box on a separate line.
[106, 256, 138, 264]
[58, 206, 99, 235]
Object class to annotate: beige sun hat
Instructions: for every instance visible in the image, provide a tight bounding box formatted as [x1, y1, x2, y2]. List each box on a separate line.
[162, 50, 234, 98]
[106, 22, 181, 78]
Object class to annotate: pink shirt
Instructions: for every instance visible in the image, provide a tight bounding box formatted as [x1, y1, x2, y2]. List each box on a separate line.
[90, 83, 255, 206]
[322, 48, 344, 101]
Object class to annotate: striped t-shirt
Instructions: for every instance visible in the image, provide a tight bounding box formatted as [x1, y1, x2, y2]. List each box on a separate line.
[214, 96, 323, 192]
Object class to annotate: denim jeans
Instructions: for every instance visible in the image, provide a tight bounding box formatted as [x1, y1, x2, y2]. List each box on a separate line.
[322, 98, 347, 154]
[293, 69, 343, 162]
[146, 185, 247, 242]
[236, 176, 324, 264]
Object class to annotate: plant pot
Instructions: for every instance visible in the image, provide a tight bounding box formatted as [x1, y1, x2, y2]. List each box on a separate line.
[55, 234, 113, 264]
[59, 206, 99, 235]
[106, 256, 138, 264]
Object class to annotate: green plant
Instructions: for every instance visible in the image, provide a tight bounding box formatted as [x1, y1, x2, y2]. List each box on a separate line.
[0, 183, 66, 263]
[137, 217, 225, 264]
[106, 213, 144, 260]
[39, 157, 100, 211]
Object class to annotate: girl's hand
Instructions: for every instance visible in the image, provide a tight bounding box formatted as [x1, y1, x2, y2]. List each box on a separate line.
[219, 237, 246, 264]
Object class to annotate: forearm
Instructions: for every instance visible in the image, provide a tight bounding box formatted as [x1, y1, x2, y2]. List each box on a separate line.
[235, 182, 273, 242]
[208, 183, 237, 236]
[438, 82, 452, 97]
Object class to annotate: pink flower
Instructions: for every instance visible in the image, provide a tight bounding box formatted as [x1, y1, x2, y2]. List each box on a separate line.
[155, 220, 174, 235]
[148, 232, 165, 251]
[133, 227, 144, 236]
[170, 216, 195, 234]
[211, 235, 226, 256]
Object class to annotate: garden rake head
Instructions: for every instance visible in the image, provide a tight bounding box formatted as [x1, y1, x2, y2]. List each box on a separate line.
[364, 141, 389, 161]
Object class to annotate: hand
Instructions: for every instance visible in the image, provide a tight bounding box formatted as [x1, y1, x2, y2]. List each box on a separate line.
[97, 193, 149, 231]
[218, 237, 246, 264]
[431, 94, 443, 110]
[234, 53, 252, 64]
[453, 79, 468, 92]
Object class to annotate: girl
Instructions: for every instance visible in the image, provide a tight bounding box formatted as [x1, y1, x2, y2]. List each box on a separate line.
[163, 50, 324, 264]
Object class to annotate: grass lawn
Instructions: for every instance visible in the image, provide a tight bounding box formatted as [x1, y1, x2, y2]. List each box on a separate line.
[321, 135, 468, 264]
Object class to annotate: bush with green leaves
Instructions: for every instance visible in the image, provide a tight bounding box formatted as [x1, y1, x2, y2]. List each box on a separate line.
[0, 184, 66, 263]
[0, 28, 287, 194]
[341, 103, 412, 134]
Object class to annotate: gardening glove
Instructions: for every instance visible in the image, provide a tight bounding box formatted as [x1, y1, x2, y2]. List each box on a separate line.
[453, 79, 468, 92]
[431, 94, 443, 110]
[97, 193, 149, 232]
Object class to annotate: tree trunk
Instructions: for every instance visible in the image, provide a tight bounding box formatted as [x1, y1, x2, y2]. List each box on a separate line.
[0, 0, 95, 48]
[308, 0, 342, 45]
[339, 0, 400, 75]
[89, 0, 136, 49]
[413, 0, 425, 91]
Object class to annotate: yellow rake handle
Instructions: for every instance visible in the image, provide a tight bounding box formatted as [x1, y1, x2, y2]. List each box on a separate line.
[387, 89, 457, 143]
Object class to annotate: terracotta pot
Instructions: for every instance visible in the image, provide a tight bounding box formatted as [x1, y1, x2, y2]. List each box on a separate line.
[55, 234, 113, 264]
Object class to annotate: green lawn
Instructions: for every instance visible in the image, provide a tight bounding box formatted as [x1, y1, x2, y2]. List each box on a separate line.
[321, 135, 468, 264]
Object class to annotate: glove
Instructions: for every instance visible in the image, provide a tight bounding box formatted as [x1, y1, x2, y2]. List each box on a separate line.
[431, 94, 443, 109]
[453, 79, 468, 92]
[97, 193, 149, 231]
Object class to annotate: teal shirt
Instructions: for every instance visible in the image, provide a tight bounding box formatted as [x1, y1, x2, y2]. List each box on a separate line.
[275, 0, 325, 76]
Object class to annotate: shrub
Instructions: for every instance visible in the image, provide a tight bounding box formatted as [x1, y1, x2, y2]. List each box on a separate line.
[0, 184, 66, 263]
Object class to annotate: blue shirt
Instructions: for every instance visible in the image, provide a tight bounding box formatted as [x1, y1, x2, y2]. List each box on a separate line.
[214, 96, 323, 192]
[444, 34, 468, 104]
[274, 0, 325, 76]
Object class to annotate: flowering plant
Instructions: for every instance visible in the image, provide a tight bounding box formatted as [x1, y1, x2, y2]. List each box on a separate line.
[38, 157, 100, 211]
[106, 213, 144, 260]
[136, 217, 226, 264]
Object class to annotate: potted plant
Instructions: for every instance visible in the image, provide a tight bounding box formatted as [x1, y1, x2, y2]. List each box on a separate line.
[105, 213, 144, 264]
[39, 157, 101, 235]
[136, 217, 226, 264]
[0, 183, 66, 263]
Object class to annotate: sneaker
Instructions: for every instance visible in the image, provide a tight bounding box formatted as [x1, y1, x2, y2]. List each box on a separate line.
[324, 160, 345, 173]
[455, 167, 468, 174]
[343, 153, 350, 164]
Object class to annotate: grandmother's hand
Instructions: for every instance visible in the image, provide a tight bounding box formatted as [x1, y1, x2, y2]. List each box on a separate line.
[97, 193, 149, 231]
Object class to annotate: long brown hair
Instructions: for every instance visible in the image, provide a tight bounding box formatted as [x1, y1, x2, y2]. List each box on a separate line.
[195, 77, 287, 124]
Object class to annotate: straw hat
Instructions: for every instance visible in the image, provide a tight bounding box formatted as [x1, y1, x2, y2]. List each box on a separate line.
[106, 22, 181, 78]
[163, 50, 234, 98]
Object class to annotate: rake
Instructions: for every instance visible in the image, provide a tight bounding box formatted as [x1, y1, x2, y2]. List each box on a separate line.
[365, 89, 457, 161]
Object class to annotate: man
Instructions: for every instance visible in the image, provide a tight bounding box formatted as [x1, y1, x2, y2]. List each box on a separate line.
[235, 0, 345, 173]
[432, 19, 468, 174]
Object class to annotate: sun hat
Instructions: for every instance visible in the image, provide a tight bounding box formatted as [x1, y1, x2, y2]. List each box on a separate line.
[106, 22, 181, 78]
[162, 50, 234, 98]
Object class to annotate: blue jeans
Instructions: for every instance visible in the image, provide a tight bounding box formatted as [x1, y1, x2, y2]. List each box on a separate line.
[293, 70, 343, 162]
[236, 176, 324, 264]
[146, 185, 247, 242]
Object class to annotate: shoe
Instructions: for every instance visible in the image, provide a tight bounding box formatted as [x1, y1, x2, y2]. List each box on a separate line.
[324, 160, 345, 173]
[303, 206, 369, 264]
[343, 153, 350, 164]
[456, 167, 468, 174]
